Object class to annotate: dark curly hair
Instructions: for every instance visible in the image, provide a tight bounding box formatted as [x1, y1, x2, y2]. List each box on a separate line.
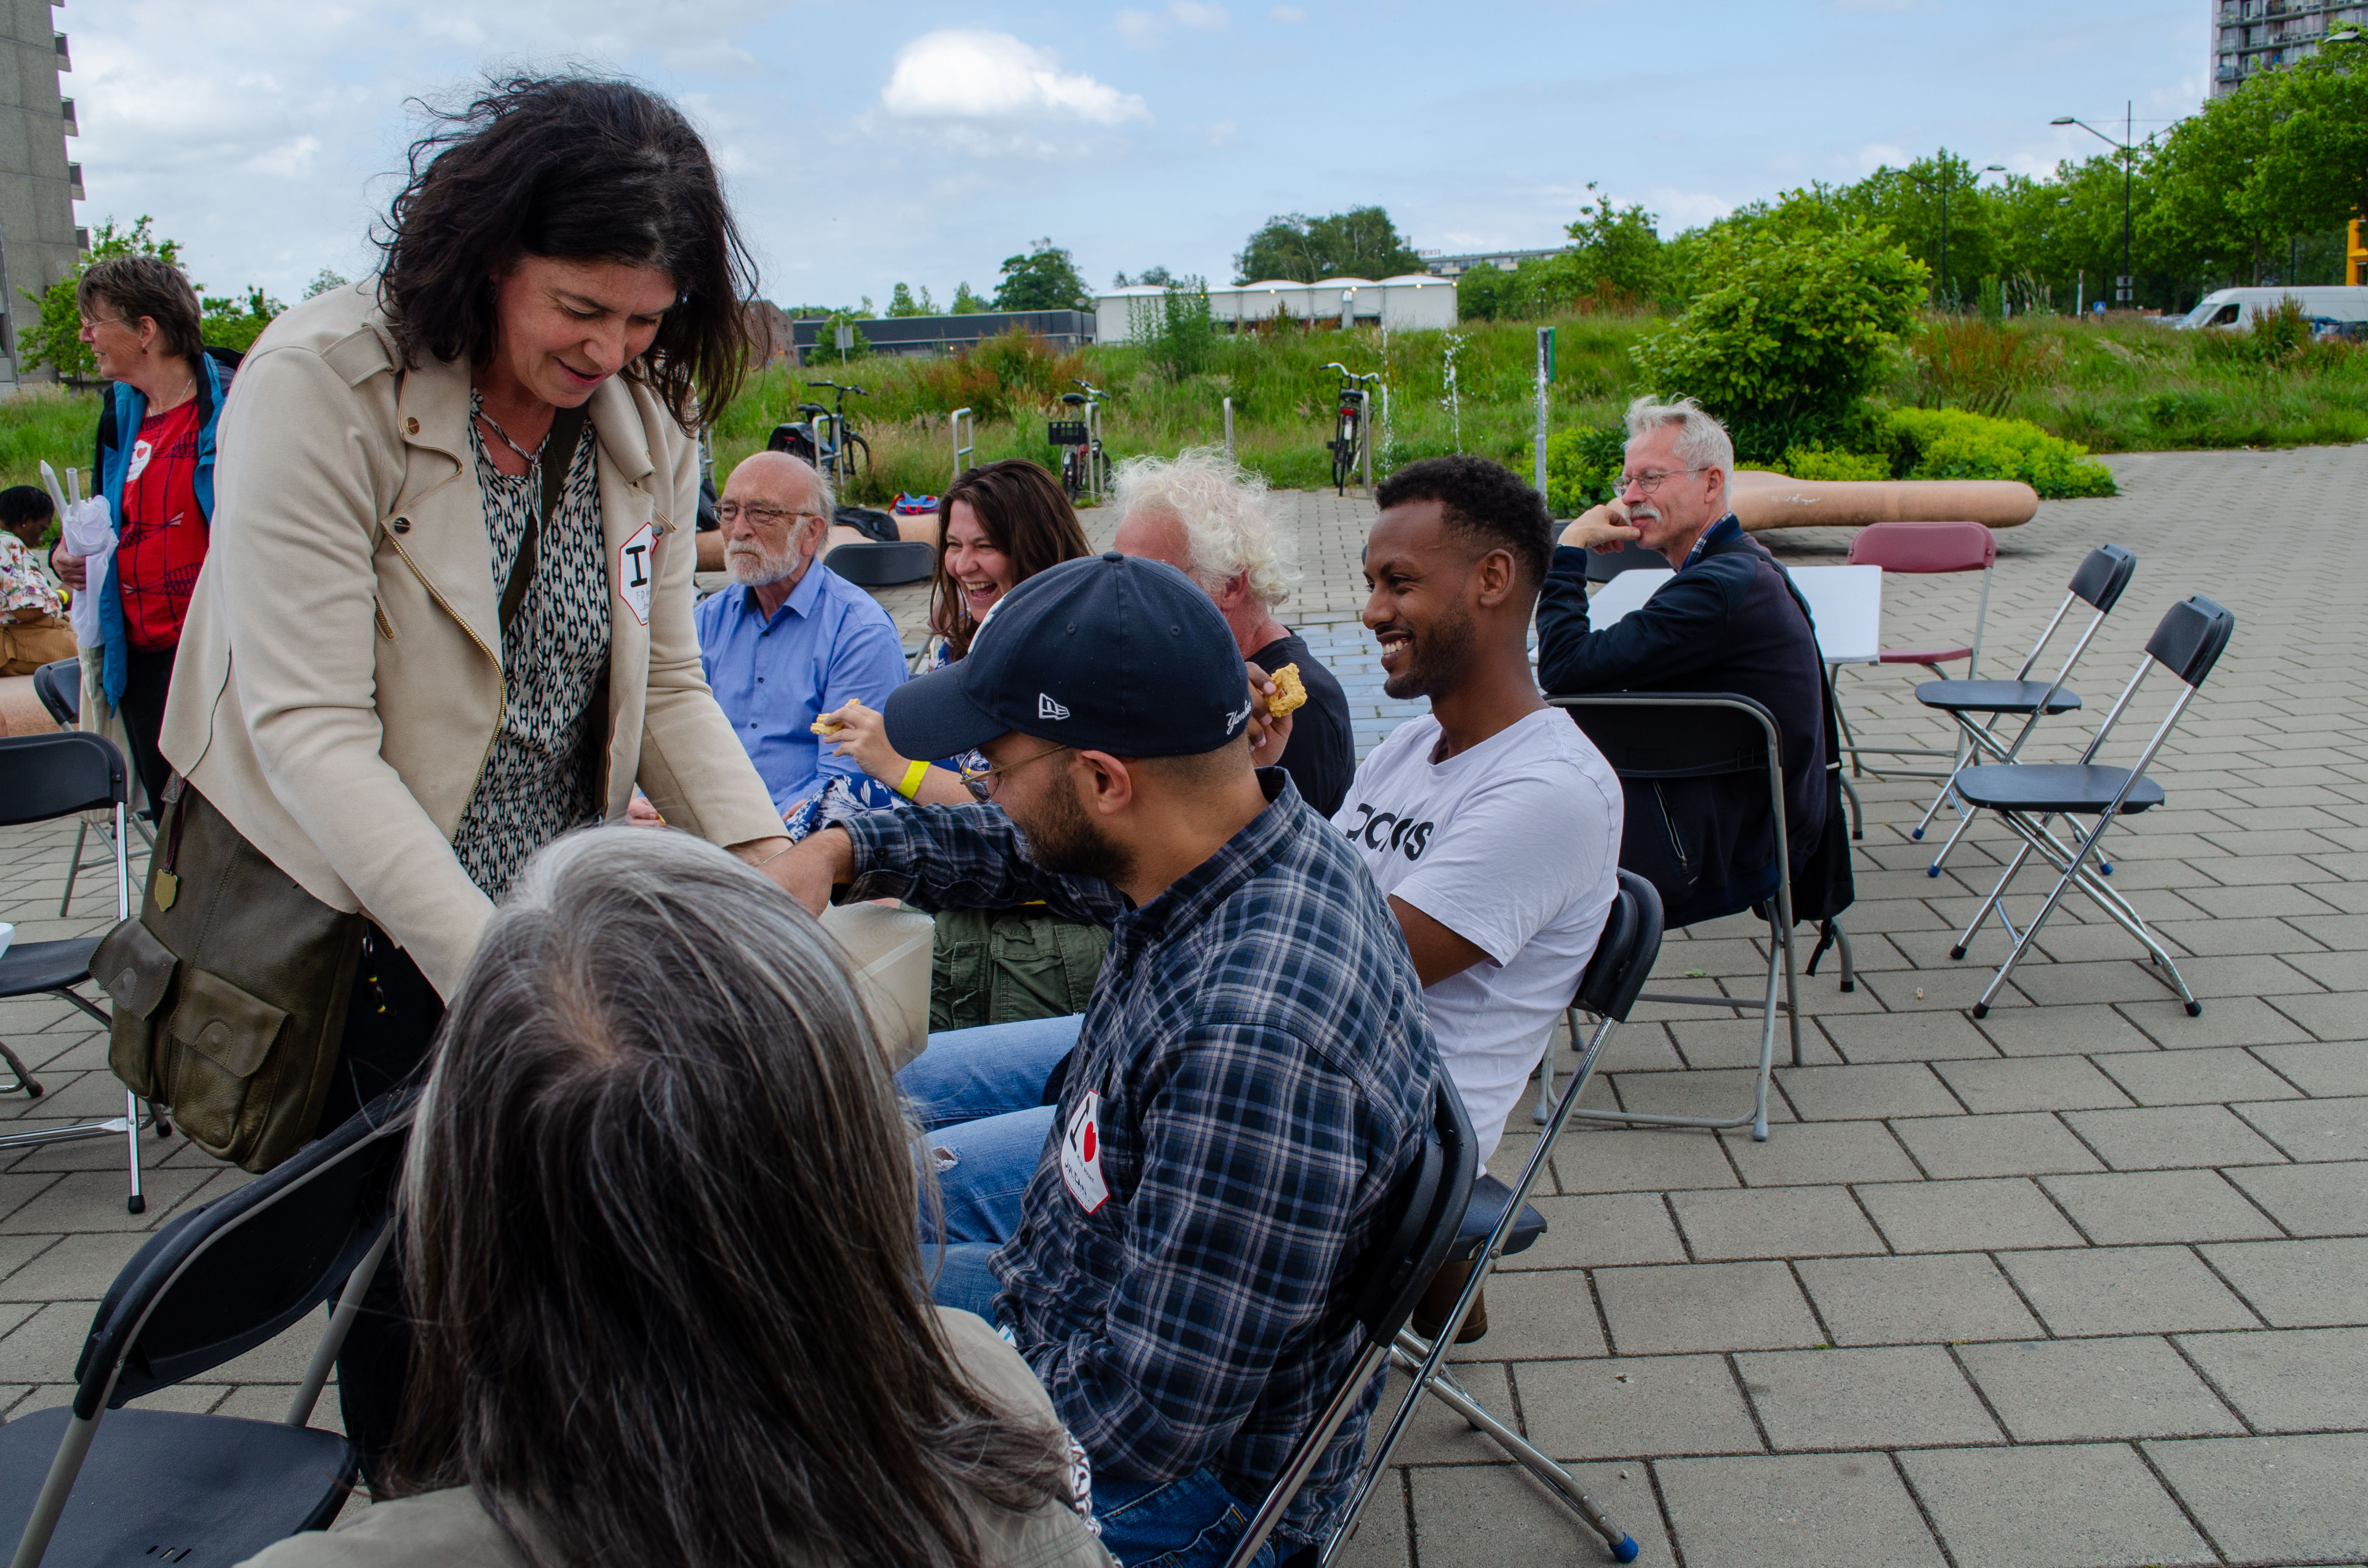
[1376, 454, 1553, 595]
[375, 74, 754, 427]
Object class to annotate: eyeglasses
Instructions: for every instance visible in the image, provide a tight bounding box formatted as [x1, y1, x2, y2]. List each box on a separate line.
[79, 315, 132, 333]
[958, 744, 1072, 803]
[1618, 466, 1709, 495]
[715, 502, 826, 527]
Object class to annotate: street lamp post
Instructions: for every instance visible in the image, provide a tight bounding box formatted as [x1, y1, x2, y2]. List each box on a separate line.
[2054, 102, 2135, 310]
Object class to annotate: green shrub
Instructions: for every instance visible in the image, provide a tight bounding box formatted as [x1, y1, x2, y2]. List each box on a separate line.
[1884, 406, 2117, 497]
[1777, 442, 1890, 481]
[1628, 220, 1927, 460]
[1538, 424, 1627, 516]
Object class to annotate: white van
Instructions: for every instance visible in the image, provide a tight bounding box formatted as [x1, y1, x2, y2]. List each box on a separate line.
[2172, 286, 2368, 330]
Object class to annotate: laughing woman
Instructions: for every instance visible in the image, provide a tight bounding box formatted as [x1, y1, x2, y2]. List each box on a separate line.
[157, 74, 798, 1472]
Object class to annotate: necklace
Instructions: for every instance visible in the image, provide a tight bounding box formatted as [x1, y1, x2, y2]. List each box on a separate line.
[472, 395, 547, 469]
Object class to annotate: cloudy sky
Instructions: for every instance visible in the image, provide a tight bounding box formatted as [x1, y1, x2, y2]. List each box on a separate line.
[66, 0, 2209, 311]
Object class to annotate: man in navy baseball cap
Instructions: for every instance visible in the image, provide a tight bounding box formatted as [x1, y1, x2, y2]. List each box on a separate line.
[772, 549, 1441, 1564]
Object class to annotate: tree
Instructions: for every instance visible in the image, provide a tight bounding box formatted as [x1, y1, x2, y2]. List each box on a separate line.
[200, 285, 286, 352]
[1232, 206, 1425, 283]
[302, 268, 350, 299]
[17, 216, 182, 377]
[950, 281, 989, 314]
[1630, 220, 1928, 459]
[1114, 264, 1174, 288]
[2147, 85, 2280, 285]
[887, 282, 936, 317]
[993, 241, 1090, 311]
[1558, 184, 1665, 299]
[2238, 42, 2368, 262]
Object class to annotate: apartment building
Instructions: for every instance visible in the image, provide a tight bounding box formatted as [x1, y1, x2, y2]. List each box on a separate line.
[2213, 0, 2367, 95]
[0, 0, 80, 392]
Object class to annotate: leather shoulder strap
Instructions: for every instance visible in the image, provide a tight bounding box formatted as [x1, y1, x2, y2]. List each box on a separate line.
[498, 403, 591, 638]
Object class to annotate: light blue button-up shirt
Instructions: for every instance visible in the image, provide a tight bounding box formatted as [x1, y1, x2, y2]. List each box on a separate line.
[694, 559, 909, 815]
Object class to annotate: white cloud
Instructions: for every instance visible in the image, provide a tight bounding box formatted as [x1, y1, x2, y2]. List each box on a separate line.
[1855, 141, 1910, 171]
[1271, 4, 1308, 18]
[1171, 1, 1232, 28]
[882, 31, 1150, 124]
[1117, 3, 1232, 47]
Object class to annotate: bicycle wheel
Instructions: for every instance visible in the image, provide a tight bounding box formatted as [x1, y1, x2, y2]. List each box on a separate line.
[1332, 411, 1357, 495]
[846, 431, 872, 480]
[1061, 447, 1085, 501]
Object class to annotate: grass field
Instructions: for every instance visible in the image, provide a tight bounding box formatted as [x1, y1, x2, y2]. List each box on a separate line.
[6, 309, 2358, 512]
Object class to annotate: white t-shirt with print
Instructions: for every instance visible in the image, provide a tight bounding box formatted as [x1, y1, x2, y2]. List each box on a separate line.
[1335, 707, 1623, 1165]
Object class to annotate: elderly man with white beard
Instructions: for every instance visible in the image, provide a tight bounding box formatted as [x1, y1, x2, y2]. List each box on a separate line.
[636, 450, 907, 828]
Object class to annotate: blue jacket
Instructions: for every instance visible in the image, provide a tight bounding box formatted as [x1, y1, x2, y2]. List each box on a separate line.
[1535, 519, 1827, 928]
[92, 346, 238, 704]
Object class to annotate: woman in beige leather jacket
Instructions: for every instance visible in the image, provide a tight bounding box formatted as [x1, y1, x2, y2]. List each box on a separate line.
[160, 74, 798, 1474]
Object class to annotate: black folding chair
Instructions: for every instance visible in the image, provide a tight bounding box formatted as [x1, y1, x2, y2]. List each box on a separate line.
[1912, 545, 2137, 876]
[1948, 596, 2235, 1020]
[28, 661, 151, 917]
[1550, 694, 1813, 1141]
[1220, 1078, 1477, 1568]
[1324, 871, 1665, 1568]
[824, 540, 936, 587]
[0, 1090, 415, 1568]
[0, 732, 167, 1213]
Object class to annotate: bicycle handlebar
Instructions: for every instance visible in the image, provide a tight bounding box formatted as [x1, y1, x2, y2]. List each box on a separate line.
[1320, 363, 1380, 386]
[1072, 379, 1106, 398]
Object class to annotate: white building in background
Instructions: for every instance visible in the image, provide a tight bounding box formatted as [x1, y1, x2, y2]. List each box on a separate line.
[1094, 275, 1456, 343]
[2212, 0, 2365, 95]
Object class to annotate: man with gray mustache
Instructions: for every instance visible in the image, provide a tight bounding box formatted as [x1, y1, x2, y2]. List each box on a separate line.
[669, 450, 908, 824]
[1534, 396, 1827, 930]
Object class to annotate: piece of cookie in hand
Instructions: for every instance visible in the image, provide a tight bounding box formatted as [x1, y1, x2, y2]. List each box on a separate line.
[811, 700, 863, 739]
[1265, 663, 1308, 718]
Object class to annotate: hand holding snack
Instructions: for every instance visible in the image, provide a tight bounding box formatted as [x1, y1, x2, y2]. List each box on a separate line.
[812, 698, 909, 785]
[1244, 660, 1298, 768]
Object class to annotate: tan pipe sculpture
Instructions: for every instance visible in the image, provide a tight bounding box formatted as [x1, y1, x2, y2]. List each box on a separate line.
[1728, 470, 2037, 531]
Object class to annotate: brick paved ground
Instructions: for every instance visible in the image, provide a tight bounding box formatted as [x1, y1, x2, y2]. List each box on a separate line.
[1, 445, 2362, 1565]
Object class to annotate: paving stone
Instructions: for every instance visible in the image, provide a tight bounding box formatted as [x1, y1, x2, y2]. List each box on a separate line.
[1890, 1111, 2105, 1178]
[1932, 1054, 2135, 1113]
[2273, 990, 2368, 1042]
[1855, 1176, 2086, 1253]
[1735, 1344, 1999, 1450]
[1446, 1269, 1607, 1361]
[1548, 1127, 1739, 1194]
[0, 1230, 145, 1302]
[2222, 1161, 2368, 1237]
[1363, 1362, 1518, 1466]
[2060, 1104, 2290, 1171]
[1403, 1458, 1670, 1568]
[2250, 1040, 2368, 1098]
[1973, 1003, 2159, 1057]
[1664, 1017, 1844, 1071]
[2040, 1169, 2286, 1245]
[2199, 1237, 2368, 1328]
[1718, 1120, 1921, 1187]
[1655, 1452, 1946, 1568]
[1956, 1335, 2244, 1441]
[2177, 1326, 2368, 1434]
[1517, 1353, 1762, 1459]
[2144, 1433, 2368, 1566]
[2090, 1046, 2305, 1106]
[2120, 994, 2317, 1050]
[1593, 1261, 1825, 1356]
[1774, 1063, 1962, 1121]
[2234, 1094, 2368, 1163]
[1606, 1067, 1797, 1125]
[1669, 1186, 1887, 1261]
[1817, 1010, 1998, 1064]
[1998, 1246, 2260, 1336]
[1795, 1253, 2040, 1347]
[1898, 1443, 2215, 1568]
[1493, 1191, 1687, 1272]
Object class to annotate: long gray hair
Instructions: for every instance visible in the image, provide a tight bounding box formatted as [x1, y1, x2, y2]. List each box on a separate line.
[389, 829, 1068, 1568]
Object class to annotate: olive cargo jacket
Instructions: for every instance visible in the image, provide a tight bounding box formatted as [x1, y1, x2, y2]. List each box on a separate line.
[160, 285, 783, 997]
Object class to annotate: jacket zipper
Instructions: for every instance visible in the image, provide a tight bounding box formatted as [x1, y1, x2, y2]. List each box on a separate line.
[383, 530, 507, 808]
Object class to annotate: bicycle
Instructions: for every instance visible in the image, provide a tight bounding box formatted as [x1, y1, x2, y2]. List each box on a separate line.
[1049, 379, 1110, 503]
[767, 380, 872, 490]
[1322, 364, 1379, 496]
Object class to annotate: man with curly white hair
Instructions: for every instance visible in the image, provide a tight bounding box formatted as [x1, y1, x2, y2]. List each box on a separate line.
[1112, 447, 1355, 814]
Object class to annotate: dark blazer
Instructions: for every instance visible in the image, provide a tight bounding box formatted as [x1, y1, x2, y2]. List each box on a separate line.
[1535, 519, 1827, 928]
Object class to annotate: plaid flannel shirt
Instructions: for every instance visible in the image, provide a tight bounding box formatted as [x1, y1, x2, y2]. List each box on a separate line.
[841, 771, 1438, 1543]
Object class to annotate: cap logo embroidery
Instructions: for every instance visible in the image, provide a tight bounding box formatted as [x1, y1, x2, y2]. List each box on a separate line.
[1225, 695, 1253, 735]
[1038, 693, 1072, 721]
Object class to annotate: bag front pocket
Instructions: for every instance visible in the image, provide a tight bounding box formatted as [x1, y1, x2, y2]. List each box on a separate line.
[163, 968, 289, 1163]
[93, 918, 180, 1100]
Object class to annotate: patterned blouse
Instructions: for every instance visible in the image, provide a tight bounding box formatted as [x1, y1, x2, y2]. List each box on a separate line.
[449, 393, 612, 902]
[1, 532, 64, 622]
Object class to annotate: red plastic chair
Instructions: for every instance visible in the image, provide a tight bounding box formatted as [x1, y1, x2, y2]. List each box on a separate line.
[1836, 521, 1997, 781]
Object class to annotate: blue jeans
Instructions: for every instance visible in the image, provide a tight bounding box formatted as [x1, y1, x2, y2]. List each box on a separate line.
[900, 1016, 1278, 1568]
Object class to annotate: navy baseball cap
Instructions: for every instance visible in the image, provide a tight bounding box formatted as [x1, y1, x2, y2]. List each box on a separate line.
[884, 551, 1253, 760]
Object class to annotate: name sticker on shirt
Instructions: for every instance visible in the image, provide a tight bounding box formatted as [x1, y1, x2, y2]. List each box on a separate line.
[1061, 1090, 1110, 1214]
[618, 523, 657, 626]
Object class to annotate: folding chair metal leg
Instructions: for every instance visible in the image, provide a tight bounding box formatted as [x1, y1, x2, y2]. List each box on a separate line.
[0, 1042, 39, 1099]
[288, 1223, 395, 1427]
[1838, 770, 1864, 841]
[57, 821, 88, 919]
[1961, 806, 2198, 1021]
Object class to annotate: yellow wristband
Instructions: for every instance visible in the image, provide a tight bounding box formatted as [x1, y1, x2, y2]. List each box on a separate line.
[895, 759, 931, 800]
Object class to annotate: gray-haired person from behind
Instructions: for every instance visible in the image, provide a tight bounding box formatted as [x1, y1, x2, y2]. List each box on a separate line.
[1111, 447, 1356, 815]
[239, 831, 1112, 1568]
